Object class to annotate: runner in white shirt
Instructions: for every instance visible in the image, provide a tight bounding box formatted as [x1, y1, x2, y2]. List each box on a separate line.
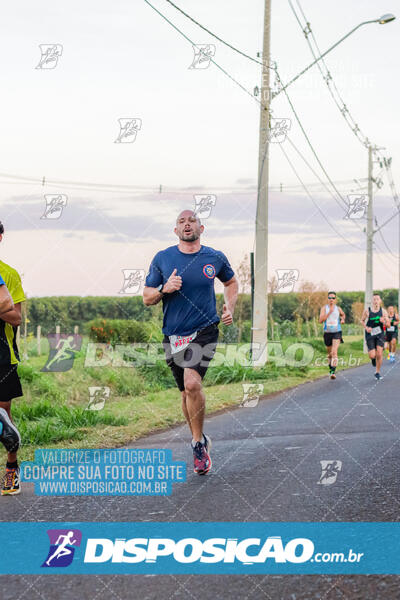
[319, 291, 345, 380]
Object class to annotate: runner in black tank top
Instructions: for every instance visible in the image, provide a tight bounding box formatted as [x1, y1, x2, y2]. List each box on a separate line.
[384, 305, 399, 363]
[361, 294, 390, 380]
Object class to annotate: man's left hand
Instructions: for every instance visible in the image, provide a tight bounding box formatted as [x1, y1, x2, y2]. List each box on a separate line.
[221, 304, 233, 326]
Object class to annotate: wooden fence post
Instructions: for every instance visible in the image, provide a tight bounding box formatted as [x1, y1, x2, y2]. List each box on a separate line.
[37, 325, 41, 355]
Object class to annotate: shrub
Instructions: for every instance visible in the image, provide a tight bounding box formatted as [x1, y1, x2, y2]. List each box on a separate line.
[87, 319, 158, 345]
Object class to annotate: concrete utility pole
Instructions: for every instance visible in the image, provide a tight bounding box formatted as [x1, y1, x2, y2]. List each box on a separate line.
[364, 145, 374, 352]
[252, 0, 271, 367]
[396, 177, 400, 312]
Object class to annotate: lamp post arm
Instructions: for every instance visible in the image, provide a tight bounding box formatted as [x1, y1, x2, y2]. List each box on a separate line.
[273, 20, 378, 98]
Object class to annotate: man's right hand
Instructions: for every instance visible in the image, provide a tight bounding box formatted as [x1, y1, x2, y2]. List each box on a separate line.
[366, 327, 372, 333]
[162, 268, 182, 294]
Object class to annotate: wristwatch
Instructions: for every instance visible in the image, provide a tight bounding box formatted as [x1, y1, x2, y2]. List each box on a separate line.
[157, 284, 164, 296]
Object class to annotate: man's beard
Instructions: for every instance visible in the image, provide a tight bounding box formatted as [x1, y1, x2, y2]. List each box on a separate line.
[180, 231, 199, 242]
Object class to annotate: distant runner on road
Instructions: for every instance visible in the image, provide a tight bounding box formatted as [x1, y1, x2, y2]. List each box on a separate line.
[361, 294, 390, 381]
[384, 305, 399, 363]
[143, 209, 238, 475]
[319, 291, 345, 380]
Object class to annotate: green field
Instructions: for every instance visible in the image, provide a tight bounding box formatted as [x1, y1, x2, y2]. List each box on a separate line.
[7, 334, 370, 461]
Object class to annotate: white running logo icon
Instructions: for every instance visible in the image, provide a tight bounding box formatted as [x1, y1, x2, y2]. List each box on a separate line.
[46, 531, 77, 566]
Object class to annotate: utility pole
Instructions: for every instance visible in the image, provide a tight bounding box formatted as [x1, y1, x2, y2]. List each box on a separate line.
[364, 145, 373, 352]
[396, 176, 400, 312]
[252, 0, 271, 366]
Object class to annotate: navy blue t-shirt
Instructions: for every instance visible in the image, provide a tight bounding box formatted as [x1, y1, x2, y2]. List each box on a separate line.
[145, 245, 235, 336]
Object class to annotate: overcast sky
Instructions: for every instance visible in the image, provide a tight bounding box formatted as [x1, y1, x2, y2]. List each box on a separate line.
[0, 0, 399, 297]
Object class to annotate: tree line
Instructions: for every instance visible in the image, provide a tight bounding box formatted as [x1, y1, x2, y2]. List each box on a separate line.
[25, 288, 399, 335]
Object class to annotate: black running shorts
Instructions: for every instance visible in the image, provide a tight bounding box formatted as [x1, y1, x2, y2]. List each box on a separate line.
[163, 323, 219, 392]
[323, 331, 343, 347]
[0, 364, 23, 402]
[385, 331, 398, 343]
[365, 332, 385, 351]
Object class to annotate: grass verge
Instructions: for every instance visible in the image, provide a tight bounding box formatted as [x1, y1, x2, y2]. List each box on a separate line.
[10, 334, 368, 461]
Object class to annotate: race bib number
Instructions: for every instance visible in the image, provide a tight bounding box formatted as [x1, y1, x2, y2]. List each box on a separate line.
[370, 326, 382, 336]
[169, 331, 197, 355]
[388, 326, 395, 332]
[326, 316, 339, 332]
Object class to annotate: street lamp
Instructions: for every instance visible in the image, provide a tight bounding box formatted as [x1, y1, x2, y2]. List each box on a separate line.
[378, 14, 396, 24]
[274, 14, 396, 98]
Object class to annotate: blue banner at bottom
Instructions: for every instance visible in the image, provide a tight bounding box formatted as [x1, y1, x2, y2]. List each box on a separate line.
[0, 522, 398, 574]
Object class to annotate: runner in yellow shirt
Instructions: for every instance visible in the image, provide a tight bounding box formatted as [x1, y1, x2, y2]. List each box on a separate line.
[0, 222, 26, 495]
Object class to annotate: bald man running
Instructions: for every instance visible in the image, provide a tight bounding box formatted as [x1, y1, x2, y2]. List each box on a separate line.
[143, 210, 238, 475]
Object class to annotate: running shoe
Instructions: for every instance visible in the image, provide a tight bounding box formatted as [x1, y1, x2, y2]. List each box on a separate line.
[192, 434, 212, 475]
[330, 373, 336, 380]
[1, 467, 20, 495]
[0, 408, 20, 453]
[374, 372, 383, 381]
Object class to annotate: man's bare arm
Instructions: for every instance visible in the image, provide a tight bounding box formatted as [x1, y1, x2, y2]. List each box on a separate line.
[0, 284, 13, 315]
[223, 277, 238, 314]
[220, 277, 238, 326]
[0, 302, 22, 326]
[319, 306, 328, 323]
[381, 309, 391, 328]
[143, 286, 163, 306]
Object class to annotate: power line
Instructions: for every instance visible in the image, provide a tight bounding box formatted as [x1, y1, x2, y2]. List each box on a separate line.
[160, 0, 365, 221]
[376, 224, 398, 259]
[143, 0, 261, 106]
[164, 0, 265, 67]
[288, 0, 400, 217]
[279, 142, 363, 250]
[0, 168, 365, 197]
[147, 0, 386, 256]
[147, 0, 396, 260]
[287, 0, 371, 149]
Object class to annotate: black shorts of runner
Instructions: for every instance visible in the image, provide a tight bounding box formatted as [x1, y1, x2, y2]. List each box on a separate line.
[163, 323, 219, 392]
[385, 331, 398, 343]
[0, 364, 23, 402]
[365, 333, 385, 351]
[323, 332, 343, 347]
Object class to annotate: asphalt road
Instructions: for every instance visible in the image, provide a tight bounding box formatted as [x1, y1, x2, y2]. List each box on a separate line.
[1, 359, 400, 599]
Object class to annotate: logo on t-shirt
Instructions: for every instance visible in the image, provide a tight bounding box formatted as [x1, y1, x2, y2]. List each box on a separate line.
[203, 264, 216, 279]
